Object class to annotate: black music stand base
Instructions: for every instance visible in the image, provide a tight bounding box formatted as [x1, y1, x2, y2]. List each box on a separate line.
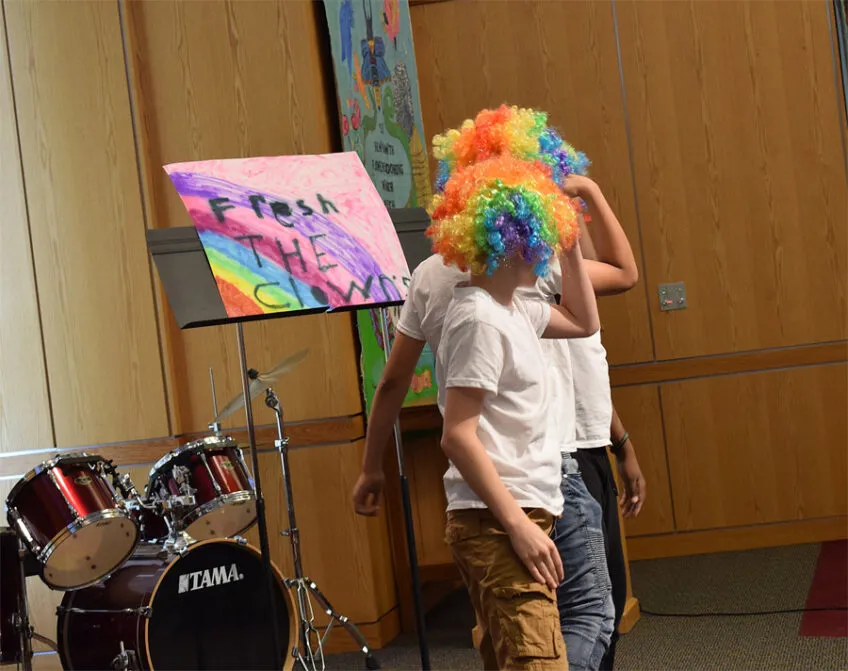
[235, 323, 283, 668]
[378, 308, 431, 670]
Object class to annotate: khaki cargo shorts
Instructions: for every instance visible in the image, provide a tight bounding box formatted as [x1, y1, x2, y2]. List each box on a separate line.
[446, 508, 567, 670]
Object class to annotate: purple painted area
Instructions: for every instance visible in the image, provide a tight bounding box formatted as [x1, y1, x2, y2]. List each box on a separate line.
[169, 170, 401, 301]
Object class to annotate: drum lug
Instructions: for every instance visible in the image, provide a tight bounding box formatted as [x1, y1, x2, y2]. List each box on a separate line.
[47, 468, 79, 520]
[199, 450, 223, 496]
[234, 535, 247, 545]
[7, 507, 41, 556]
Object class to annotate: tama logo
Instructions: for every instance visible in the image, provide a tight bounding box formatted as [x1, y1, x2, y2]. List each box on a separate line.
[178, 564, 244, 593]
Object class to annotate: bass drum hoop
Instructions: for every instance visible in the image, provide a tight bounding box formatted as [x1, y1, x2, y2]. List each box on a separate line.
[142, 539, 297, 671]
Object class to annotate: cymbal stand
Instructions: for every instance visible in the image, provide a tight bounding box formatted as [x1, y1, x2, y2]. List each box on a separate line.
[264, 388, 380, 671]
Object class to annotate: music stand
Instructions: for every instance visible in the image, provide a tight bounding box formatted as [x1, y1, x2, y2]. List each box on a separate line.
[149, 230, 402, 671]
[147, 212, 431, 669]
[380, 208, 431, 670]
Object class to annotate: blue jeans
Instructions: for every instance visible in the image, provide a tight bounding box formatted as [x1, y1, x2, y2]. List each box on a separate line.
[555, 455, 615, 671]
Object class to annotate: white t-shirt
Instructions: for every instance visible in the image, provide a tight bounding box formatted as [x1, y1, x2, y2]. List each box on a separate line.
[397, 254, 612, 451]
[437, 285, 564, 517]
[537, 270, 612, 450]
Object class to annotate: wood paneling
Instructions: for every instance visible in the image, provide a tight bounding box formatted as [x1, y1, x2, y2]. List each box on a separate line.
[404, 431, 450, 567]
[662, 364, 848, 531]
[4, 0, 168, 447]
[611, 340, 848, 388]
[246, 440, 397, 626]
[0, 413, 364, 476]
[125, 0, 361, 433]
[0, 7, 52, 454]
[617, 0, 848, 360]
[611, 385, 674, 537]
[628, 515, 848, 561]
[411, 0, 653, 366]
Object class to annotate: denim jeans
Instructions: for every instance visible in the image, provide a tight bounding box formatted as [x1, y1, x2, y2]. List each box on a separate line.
[555, 455, 615, 671]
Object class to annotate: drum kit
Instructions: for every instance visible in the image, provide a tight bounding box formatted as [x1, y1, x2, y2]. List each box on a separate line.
[1, 352, 379, 671]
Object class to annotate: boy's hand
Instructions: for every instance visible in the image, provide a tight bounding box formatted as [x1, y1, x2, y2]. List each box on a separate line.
[506, 516, 564, 589]
[352, 469, 386, 517]
[616, 443, 646, 518]
[562, 174, 598, 200]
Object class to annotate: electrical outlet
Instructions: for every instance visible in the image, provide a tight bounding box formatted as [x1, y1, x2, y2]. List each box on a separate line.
[659, 282, 687, 311]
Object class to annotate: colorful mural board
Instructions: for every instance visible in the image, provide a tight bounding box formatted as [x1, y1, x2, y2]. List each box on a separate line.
[323, 0, 437, 413]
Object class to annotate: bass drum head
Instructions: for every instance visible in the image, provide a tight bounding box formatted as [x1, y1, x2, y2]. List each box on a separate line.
[147, 540, 295, 670]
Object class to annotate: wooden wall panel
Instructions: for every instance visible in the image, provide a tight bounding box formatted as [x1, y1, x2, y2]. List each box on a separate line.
[126, 0, 362, 433]
[410, 0, 653, 365]
[611, 385, 674, 537]
[246, 441, 397, 626]
[661, 364, 848, 532]
[0, 7, 52, 454]
[4, 0, 169, 447]
[403, 431, 451, 567]
[617, 0, 848, 360]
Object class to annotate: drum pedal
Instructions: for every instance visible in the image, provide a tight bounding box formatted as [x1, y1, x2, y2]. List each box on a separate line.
[111, 642, 140, 671]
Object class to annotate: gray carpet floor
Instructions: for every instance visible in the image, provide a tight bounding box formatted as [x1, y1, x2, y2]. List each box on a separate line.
[325, 543, 848, 670]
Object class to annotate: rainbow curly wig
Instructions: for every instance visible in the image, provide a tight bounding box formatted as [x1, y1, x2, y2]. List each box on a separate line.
[427, 154, 580, 277]
[432, 105, 590, 193]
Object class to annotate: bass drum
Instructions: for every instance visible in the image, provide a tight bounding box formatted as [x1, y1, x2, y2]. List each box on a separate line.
[57, 540, 296, 670]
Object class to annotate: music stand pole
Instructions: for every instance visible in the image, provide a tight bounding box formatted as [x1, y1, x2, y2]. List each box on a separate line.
[236, 322, 283, 667]
[377, 308, 431, 671]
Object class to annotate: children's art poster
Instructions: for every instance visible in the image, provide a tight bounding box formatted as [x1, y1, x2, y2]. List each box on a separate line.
[323, 0, 437, 414]
[164, 153, 410, 317]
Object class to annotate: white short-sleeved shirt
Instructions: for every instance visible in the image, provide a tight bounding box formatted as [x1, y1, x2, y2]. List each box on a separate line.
[537, 270, 612, 449]
[397, 254, 612, 451]
[437, 285, 564, 517]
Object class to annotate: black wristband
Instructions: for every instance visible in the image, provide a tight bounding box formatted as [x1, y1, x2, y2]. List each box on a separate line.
[611, 431, 630, 455]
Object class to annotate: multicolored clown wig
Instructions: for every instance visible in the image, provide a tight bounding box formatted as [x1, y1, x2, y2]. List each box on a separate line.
[432, 105, 590, 193]
[427, 154, 580, 277]
[426, 105, 588, 277]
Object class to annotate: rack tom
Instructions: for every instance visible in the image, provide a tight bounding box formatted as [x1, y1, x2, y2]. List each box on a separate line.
[5, 454, 139, 590]
[146, 437, 255, 540]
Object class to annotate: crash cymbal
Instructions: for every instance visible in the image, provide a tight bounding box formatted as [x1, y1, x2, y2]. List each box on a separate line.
[214, 349, 309, 422]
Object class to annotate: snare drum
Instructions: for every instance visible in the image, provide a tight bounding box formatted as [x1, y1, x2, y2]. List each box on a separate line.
[5, 454, 139, 590]
[146, 437, 256, 540]
[57, 539, 296, 670]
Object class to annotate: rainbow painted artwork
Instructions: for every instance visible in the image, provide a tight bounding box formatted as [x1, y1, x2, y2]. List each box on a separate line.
[164, 153, 410, 317]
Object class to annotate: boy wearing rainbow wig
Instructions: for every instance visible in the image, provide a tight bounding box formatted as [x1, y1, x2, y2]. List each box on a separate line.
[431, 146, 599, 670]
[352, 107, 643, 670]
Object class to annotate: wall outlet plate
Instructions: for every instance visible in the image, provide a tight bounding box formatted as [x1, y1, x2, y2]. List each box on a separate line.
[659, 282, 687, 311]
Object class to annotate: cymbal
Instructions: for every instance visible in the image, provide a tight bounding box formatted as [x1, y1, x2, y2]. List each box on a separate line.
[214, 349, 309, 422]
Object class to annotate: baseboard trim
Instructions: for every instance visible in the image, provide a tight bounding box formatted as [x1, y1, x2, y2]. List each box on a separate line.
[627, 516, 848, 561]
